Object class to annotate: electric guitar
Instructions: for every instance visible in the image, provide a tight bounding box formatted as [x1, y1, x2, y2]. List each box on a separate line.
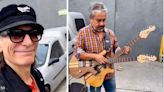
[84, 54, 157, 87]
[111, 25, 156, 58]
[69, 25, 156, 79]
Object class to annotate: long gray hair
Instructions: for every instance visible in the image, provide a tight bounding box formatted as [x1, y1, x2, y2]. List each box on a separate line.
[89, 2, 108, 18]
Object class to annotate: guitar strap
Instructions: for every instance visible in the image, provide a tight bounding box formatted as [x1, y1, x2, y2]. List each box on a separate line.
[100, 30, 111, 68]
[105, 30, 111, 52]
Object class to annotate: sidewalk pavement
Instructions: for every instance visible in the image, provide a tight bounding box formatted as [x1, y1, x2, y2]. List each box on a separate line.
[55, 78, 66, 92]
[69, 61, 163, 92]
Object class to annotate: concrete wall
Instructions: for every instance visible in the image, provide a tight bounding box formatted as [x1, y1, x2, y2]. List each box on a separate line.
[0, 0, 66, 29]
[69, 0, 163, 57]
[115, 0, 163, 57]
[69, 0, 115, 30]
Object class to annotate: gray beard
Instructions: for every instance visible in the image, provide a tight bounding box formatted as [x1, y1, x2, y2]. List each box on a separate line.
[91, 25, 104, 32]
[96, 28, 104, 32]
[93, 27, 104, 32]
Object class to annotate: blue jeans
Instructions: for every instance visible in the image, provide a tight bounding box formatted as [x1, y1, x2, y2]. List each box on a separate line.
[90, 77, 116, 92]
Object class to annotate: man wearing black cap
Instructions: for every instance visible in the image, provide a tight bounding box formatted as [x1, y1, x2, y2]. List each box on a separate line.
[0, 4, 46, 92]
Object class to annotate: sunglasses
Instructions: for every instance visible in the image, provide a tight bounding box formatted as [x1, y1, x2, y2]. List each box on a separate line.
[0, 28, 43, 43]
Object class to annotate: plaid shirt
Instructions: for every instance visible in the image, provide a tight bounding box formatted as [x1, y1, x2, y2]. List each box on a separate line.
[74, 24, 119, 59]
[74, 24, 119, 79]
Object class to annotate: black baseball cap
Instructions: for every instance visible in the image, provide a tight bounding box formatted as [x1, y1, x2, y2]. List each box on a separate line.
[0, 4, 44, 32]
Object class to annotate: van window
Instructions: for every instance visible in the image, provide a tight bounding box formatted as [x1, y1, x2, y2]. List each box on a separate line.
[50, 40, 64, 59]
[36, 44, 49, 67]
[75, 18, 85, 32]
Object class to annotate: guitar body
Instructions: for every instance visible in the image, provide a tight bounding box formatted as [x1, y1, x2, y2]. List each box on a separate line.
[69, 53, 115, 87]
[84, 65, 114, 87]
[69, 54, 97, 78]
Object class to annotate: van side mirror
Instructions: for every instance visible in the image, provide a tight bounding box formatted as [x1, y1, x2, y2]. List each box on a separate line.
[48, 58, 59, 66]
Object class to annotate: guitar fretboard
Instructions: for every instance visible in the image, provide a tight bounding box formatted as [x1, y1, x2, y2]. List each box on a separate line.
[77, 57, 137, 67]
[113, 36, 141, 58]
[107, 57, 136, 64]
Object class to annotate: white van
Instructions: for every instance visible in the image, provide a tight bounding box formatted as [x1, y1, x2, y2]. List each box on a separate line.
[36, 27, 66, 92]
[68, 12, 86, 56]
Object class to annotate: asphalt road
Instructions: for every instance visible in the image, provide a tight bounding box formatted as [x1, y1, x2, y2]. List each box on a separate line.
[115, 61, 163, 92]
[54, 78, 66, 92]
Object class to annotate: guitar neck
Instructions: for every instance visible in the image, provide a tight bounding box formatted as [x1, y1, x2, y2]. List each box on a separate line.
[69, 55, 136, 68]
[125, 35, 141, 47]
[107, 57, 137, 64]
[113, 36, 141, 58]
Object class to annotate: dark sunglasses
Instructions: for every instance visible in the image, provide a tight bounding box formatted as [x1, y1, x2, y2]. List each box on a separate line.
[0, 28, 43, 43]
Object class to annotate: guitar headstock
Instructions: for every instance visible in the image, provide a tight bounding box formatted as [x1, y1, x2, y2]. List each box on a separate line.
[139, 25, 156, 39]
[137, 54, 157, 63]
